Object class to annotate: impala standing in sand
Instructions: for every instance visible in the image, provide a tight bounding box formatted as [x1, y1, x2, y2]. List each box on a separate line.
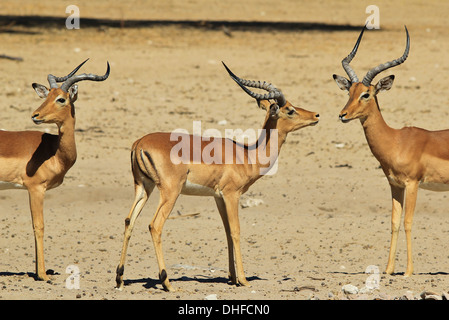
[0, 60, 109, 281]
[116, 63, 319, 291]
[334, 26, 449, 276]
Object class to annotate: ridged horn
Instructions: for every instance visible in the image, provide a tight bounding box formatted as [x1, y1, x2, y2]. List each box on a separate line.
[60, 61, 110, 92]
[362, 26, 410, 86]
[47, 59, 89, 89]
[341, 26, 366, 83]
[222, 62, 286, 107]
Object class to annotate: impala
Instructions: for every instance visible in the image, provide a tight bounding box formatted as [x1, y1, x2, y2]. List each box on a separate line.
[115, 63, 319, 291]
[0, 60, 110, 281]
[333, 26, 448, 276]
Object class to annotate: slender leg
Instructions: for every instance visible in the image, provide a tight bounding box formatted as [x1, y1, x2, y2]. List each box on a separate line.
[116, 181, 154, 289]
[385, 184, 404, 275]
[214, 196, 237, 284]
[222, 193, 249, 287]
[403, 182, 418, 277]
[28, 187, 49, 282]
[149, 187, 180, 292]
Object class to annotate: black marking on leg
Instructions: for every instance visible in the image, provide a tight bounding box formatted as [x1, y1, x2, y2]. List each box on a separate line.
[143, 150, 159, 177]
[159, 269, 170, 291]
[130, 150, 135, 171]
[135, 150, 155, 182]
[116, 265, 124, 277]
[116, 265, 125, 287]
[160, 269, 168, 285]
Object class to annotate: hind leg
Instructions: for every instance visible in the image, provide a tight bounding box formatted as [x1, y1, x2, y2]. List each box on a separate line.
[149, 186, 181, 292]
[116, 180, 155, 290]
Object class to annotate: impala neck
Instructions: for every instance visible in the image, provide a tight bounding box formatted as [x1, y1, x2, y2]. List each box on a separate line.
[56, 105, 77, 168]
[261, 115, 288, 151]
[253, 114, 288, 174]
[360, 98, 396, 161]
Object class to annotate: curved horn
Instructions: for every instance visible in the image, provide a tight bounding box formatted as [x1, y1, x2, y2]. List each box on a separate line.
[47, 59, 89, 89]
[60, 61, 110, 92]
[341, 26, 366, 83]
[222, 62, 286, 107]
[362, 26, 410, 87]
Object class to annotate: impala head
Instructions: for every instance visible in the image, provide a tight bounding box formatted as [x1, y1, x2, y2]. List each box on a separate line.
[31, 59, 110, 126]
[334, 26, 410, 123]
[222, 62, 319, 131]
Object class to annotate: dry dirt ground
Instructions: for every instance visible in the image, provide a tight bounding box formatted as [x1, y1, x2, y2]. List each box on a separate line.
[1, 0, 449, 302]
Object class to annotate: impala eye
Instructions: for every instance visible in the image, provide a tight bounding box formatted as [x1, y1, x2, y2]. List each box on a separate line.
[361, 93, 370, 99]
[57, 98, 66, 103]
[287, 109, 295, 115]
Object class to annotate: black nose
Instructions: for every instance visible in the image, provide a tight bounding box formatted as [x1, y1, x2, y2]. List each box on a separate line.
[315, 114, 320, 118]
[31, 113, 43, 124]
[339, 112, 347, 119]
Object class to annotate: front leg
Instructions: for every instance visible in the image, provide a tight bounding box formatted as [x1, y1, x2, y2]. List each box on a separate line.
[27, 186, 50, 282]
[403, 182, 418, 277]
[385, 184, 404, 275]
[222, 192, 250, 287]
[214, 196, 237, 284]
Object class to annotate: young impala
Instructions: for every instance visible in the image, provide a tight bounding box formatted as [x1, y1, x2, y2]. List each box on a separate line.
[334, 26, 449, 276]
[0, 60, 109, 281]
[115, 63, 319, 291]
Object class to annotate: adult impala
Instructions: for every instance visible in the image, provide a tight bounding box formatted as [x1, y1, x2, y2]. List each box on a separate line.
[115, 63, 319, 291]
[333, 26, 449, 276]
[0, 60, 109, 281]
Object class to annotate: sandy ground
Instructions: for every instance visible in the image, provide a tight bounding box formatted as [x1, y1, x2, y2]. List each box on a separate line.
[1, 1, 449, 301]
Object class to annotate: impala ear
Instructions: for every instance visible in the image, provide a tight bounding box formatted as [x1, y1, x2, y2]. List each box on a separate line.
[333, 74, 352, 91]
[257, 99, 270, 111]
[375, 75, 395, 94]
[68, 84, 78, 102]
[32, 83, 49, 98]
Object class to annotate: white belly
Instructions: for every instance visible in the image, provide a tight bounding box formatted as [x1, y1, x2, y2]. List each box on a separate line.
[419, 181, 449, 192]
[181, 180, 220, 197]
[0, 181, 25, 190]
